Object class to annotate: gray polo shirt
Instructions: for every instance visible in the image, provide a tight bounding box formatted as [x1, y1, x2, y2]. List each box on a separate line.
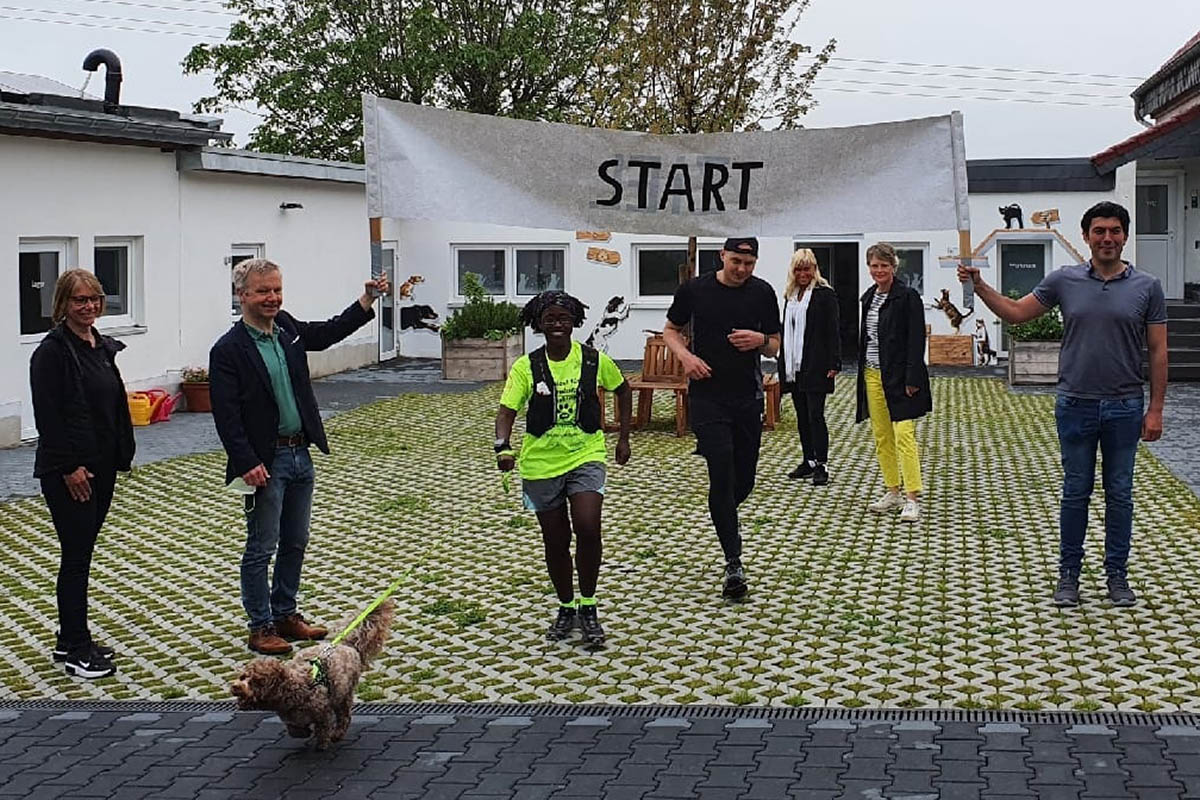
[1031, 261, 1167, 399]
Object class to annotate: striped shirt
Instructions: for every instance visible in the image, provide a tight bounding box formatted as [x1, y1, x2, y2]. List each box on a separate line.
[864, 292, 887, 368]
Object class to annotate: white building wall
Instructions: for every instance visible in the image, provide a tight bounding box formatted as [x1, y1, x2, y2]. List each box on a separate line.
[179, 171, 374, 379]
[1, 136, 374, 447]
[392, 219, 960, 360]
[1, 136, 183, 442]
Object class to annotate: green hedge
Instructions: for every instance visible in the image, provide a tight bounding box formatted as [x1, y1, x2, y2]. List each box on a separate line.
[441, 273, 523, 341]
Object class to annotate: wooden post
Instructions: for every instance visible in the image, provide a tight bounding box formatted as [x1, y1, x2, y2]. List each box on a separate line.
[682, 235, 698, 286]
[958, 229, 974, 311]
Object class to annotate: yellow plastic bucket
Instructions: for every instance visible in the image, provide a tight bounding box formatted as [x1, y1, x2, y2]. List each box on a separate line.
[127, 392, 153, 426]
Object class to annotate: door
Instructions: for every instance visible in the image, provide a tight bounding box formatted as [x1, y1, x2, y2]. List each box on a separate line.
[794, 241, 860, 360]
[1136, 176, 1183, 299]
[999, 241, 1048, 352]
[379, 244, 397, 360]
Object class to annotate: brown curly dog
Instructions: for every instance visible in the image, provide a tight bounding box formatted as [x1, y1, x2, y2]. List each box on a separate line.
[230, 599, 395, 748]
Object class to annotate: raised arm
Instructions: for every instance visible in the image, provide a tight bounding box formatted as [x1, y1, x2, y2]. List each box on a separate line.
[957, 264, 1049, 324]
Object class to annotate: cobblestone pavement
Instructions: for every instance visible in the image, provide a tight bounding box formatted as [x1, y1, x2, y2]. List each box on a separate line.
[3, 703, 1200, 799]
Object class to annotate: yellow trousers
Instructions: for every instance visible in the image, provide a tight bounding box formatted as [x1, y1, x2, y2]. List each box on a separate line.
[864, 367, 923, 493]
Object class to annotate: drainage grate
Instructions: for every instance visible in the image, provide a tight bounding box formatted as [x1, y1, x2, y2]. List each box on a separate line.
[2, 699, 1200, 727]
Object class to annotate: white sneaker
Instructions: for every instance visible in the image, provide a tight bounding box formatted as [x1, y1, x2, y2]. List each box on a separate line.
[868, 492, 905, 514]
[899, 499, 920, 523]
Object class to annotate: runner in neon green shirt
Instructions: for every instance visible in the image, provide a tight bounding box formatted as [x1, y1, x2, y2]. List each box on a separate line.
[495, 291, 631, 647]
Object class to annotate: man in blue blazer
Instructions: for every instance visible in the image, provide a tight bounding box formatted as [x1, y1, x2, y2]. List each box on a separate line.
[210, 259, 388, 654]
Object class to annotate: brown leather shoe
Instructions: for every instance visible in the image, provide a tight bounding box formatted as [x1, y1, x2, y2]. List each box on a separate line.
[275, 613, 328, 642]
[248, 625, 292, 655]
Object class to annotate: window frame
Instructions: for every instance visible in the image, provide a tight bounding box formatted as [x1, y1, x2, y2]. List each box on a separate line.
[229, 243, 266, 318]
[449, 243, 569, 302]
[890, 242, 930, 297]
[18, 238, 74, 340]
[632, 242, 722, 302]
[92, 236, 142, 330]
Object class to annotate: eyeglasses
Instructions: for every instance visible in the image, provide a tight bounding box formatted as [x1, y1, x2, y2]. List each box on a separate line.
[70, 295, 104, 306]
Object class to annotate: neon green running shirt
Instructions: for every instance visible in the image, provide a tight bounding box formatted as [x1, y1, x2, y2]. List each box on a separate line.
[499, 340, 625, 480]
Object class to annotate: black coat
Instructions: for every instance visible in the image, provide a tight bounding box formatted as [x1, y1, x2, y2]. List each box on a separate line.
[855, 284, 932, 424]
[30, 325, 136, 478]
[777, 284, 841, 394]
[210, 301, 373, 483]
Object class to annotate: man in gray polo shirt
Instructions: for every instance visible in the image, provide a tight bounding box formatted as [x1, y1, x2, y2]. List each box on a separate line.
[958, 201, 1167, 607]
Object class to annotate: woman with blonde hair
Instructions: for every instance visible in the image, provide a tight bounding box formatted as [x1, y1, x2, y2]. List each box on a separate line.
[29, 269, 134, 679]
[778, 249, 840, 485]
[855, 243, 931, 523]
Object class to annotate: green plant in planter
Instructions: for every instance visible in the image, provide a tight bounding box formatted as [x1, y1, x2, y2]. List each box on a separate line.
[181, 366, 209, 383]
[441, 273, 522, 342]
[1005, 290, 1063, 341]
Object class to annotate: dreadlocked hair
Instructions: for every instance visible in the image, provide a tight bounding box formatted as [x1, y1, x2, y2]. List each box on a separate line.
[521, 291, 588, 333]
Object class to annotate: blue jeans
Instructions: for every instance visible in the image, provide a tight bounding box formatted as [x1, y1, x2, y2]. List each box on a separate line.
[240, 444, 315, 630]
[1054, 394, 1143, 575]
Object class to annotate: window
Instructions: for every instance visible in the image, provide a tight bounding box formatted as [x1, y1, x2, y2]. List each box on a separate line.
[93, 237, 140, 327]
[516, 249, 565, 295]
[636, 245, 722, 297]
[18, 239, 70, 335]
[230, 244, 265, 315]
[894, 246, 927, 295]
[451, 245, 569, 298]
[456, 248, 506, 295]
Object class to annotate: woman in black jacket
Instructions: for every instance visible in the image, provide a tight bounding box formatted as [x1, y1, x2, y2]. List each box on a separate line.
[777, 249, 840, 485]
[855, 243, 932, 523]
[29, 269, 134, 679]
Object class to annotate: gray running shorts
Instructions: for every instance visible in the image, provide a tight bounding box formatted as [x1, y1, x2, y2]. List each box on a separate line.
[521, 461, 607, 512]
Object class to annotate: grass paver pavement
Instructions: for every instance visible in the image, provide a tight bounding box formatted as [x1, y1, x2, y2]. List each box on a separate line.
[1, 375, 1199, 711]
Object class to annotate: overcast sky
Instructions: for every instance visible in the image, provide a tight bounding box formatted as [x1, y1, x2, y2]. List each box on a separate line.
[2, 0, 1198, 160]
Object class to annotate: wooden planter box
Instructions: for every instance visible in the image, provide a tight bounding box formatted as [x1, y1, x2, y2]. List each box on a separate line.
[1008, 340, 1061, 385]
[442, 334, 524, 381]
[928, 334, 974, 366]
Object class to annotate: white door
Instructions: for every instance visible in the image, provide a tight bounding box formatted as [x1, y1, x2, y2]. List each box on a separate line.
[378, 244, 397, 360]
[1136, 176, 1183, 299]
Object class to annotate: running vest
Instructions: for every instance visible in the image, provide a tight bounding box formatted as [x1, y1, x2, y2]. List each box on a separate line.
[526, 344, 601, 437]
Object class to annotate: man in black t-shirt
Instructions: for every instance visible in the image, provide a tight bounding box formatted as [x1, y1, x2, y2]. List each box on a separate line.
[664, 237, 781, 599]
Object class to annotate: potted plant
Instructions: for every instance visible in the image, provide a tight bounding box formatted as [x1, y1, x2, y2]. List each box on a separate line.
[1006, 292, 1063, 386]
[441, 273, 524, 380]
[180, 365, 212, 412]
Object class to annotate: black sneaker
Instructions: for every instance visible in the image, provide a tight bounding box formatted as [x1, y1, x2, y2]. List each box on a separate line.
[1107, 573, 1137, 607]
[812, 464, 829, 486]
[546, 605, 578, 641]
[787, 462, 814, 479]
[722, 559, 748, 600]
[1053, 570, 1080, 607]
[578, 605, 606, 647]
[64, 646, 117, 680]
[53, 631, 115, 663]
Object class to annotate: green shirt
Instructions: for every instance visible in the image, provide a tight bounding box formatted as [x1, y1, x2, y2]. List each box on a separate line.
[500, 340, 625, 480]
[245, 322, 303, 436]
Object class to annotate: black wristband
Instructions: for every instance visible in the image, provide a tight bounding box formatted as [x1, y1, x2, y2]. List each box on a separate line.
[494, 441, 511, 453]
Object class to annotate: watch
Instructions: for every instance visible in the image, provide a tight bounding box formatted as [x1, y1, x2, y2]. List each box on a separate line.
[494, 438, 510, 453]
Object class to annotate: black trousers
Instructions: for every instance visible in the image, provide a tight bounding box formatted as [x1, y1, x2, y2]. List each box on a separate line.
[40, 464, 117, 653]
[790, 389, 830, 464]
[691, 394, 763, 562]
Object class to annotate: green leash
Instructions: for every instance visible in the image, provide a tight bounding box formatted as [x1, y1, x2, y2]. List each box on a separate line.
[308, 470, 516, 684]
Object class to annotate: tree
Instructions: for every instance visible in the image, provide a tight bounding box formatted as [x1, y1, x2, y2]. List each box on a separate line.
[183, 0, 619, 161]
[574, 0, 835, 135]
[567, 0, 835, 282]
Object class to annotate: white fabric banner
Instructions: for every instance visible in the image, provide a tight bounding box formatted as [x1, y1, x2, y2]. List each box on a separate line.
[363, 96, 969, 237]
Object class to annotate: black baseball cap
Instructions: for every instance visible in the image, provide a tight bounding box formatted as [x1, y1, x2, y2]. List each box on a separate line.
[723, 237, 759, 257]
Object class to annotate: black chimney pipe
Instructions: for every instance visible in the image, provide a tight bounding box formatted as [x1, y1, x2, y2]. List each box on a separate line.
[82, 49, 122, 111]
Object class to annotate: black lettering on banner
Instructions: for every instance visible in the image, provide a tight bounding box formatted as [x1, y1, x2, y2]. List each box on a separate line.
[596, 159, 622, 206]
[702, 162, 729, 212]
[627, 159, 662, 209]
[659, 163, 694, 211]
[731, 161, 764, 210]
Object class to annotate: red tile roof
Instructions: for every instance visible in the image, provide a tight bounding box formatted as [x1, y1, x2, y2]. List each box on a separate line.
[1092, 101, 1200, 172]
